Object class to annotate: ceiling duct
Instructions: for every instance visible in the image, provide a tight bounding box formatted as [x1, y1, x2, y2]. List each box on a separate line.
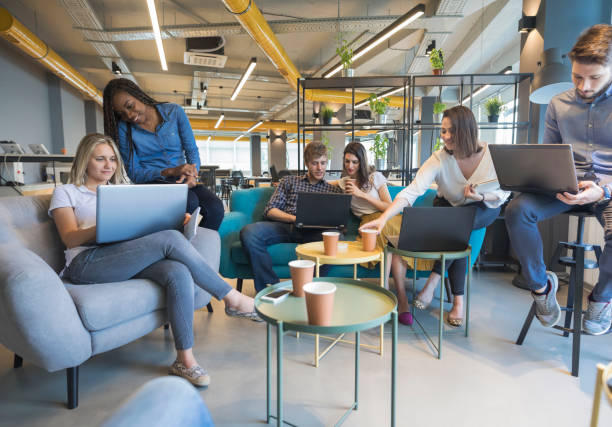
[184, 36, 227, 68]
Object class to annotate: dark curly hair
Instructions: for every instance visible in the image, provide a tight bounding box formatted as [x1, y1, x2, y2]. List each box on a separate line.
[102, 78, 161, 173]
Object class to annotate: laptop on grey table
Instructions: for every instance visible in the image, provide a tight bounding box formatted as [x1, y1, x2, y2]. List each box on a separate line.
[393, 206, 475, 252]
[96, 184, 187, 244]
[488, 144, 579, 195]
[295, 192, 351, 229]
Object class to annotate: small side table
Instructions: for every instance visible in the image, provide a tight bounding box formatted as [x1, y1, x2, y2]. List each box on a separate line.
[295, 241, 385, 366]
[255, 278, 398, 427]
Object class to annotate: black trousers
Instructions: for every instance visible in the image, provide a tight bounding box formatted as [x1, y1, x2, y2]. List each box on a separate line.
[186, 185, 225, 231]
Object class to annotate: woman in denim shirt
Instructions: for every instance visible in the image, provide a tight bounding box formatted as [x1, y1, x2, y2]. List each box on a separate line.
[103, 78, 224, 230]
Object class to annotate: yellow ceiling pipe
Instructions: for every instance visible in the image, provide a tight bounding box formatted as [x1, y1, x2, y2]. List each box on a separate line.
[0, 7, 103, 105]
[221, 0, 406, 108]
[196, 136, 306, 143]
[190, 118, 298, 133]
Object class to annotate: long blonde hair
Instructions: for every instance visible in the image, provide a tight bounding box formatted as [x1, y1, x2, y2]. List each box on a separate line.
[69, 133, 129, 186]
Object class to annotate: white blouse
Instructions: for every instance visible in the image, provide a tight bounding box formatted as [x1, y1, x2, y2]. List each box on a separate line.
[396, 144, 510, 209]
[338, 171, 387, 217]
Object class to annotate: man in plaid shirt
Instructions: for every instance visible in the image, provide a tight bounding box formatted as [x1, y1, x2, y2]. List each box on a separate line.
[240, 142, 342, 291]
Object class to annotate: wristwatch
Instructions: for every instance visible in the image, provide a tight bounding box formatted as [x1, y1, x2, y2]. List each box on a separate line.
[597, 184, 611, 206]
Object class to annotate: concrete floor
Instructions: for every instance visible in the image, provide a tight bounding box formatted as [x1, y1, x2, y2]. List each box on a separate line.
[1, 271, 611, 427]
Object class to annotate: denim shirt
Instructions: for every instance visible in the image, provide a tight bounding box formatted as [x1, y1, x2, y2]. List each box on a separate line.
[544, 83, 612, 184]
[117, 103, 200, 183]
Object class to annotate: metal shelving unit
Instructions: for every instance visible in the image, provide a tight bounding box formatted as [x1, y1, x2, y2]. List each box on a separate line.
[297, 76, 411, 184]
[296, 73, 533, 186]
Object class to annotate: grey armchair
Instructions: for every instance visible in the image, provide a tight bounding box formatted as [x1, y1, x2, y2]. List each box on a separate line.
[0, 194, 219, 409]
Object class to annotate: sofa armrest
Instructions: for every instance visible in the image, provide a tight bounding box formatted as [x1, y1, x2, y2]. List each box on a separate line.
[190, 227, 221, 272]
[0, 244, 91, 372]
[217, 211, 248, 279]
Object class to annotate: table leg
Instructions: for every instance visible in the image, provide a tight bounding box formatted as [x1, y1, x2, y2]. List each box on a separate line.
[355, 331, 360, 410]
[466, 253, 471, 337]
[353, 263, 357, 280]
[438, 256, 445, 360]
[379, 252, 385, 356]
[391, 311, 398, 427]
[267, 322, 272, 424]
[315, 259, 320, 367]
[277, 321, 283, 426]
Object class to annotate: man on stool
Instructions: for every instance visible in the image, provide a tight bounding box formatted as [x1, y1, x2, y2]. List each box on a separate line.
[506, 24, 612, 335]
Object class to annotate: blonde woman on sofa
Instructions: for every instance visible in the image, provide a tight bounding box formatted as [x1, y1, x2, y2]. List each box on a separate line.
[49, 133, 258, 387]
[361, 106, 510, 327]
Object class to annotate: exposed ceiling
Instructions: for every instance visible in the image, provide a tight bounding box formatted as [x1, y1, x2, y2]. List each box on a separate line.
[1, 0, 521, 139]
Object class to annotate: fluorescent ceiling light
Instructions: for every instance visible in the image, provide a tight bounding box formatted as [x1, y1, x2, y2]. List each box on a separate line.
[463, 84, 491, 103]
[146, 0, 168, 71]
[231, 58, 257, 101]
[206, 136, 211, 142]
[287, 138, 296, 143]
[233, 134, 245, 142]
[324, 4, 425, 78]
[214, 113, 225, 129]
[247, 120, 264, 133]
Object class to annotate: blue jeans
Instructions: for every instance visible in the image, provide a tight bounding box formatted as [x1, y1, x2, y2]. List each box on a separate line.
[505, 193, 612, 302]
[65, 230, 232, 350]
[240, 221, 333, 292]
[430, 199, 501, 295]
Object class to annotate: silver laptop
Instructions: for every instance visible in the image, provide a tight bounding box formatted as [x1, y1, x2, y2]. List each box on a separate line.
[489, 144, 579, 194]
[96, 184, 188, 244]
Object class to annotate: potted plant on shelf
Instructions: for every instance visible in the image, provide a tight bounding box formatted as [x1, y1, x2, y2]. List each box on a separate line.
[368, 94, 391, 124]
[484, 97, 504, 122]
[429, 48, 444, 75]
[433, 136, 444, 151]
[336, 37, 354, 77]
[320, 106, 334, 125]
[369, 133, 389, 171]
[433, 101, 446, 122]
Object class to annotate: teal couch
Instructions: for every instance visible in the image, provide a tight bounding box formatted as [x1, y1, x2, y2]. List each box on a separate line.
[218, 186, 486, 292]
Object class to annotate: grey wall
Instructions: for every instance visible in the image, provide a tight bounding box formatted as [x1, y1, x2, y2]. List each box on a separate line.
[0, 40, 103, 183]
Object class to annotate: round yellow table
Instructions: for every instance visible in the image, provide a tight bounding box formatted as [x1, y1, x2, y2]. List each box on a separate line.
[295, 240, 385, 366]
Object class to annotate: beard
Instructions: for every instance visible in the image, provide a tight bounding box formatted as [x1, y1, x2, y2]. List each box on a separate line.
[577, 77, 612, 101]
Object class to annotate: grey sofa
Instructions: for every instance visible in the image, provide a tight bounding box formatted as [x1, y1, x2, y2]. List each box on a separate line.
[0, 194, 217, 409]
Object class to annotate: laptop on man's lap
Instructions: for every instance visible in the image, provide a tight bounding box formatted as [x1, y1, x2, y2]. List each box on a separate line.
[294, 192, 351, 229]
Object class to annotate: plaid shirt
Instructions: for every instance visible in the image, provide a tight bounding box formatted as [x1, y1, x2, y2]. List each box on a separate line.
[264, 175, 342, 217]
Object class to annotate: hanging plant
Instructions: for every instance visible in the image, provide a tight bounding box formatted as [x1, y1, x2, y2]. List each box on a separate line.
[321, 132, 333, 160]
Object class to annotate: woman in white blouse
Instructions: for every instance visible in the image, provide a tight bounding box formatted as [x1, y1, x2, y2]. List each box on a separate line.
[361, 106, 510, 327]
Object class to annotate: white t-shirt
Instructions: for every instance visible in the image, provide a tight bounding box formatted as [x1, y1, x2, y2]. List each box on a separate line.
[397, 144, 510, 208]
[48, 184, 98, 268]
[338, 171, 387, 217]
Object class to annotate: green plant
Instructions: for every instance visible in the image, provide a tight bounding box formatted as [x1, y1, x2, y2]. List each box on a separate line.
[369, 134, 389, 160]
[320, 106, 334, 122]
[429, 48, 444, 70]
[368, 94, 391, 115]
[336, 37, 354, 69]
[433, 137, 444, 151]
[433, 102, 446, 115]
[484, 97, 505, 116]
[321, 132, 333, 160]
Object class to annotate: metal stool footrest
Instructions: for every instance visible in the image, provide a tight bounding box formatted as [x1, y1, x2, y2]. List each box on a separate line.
[558, 256, 599, 269]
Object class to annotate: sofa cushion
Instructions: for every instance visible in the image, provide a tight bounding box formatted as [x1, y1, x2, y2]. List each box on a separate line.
[64, 279, 166, 331]
[231, 241, 298, 265]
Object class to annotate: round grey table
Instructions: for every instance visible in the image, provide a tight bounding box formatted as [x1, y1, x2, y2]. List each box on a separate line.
[255, 277, 398, 426]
